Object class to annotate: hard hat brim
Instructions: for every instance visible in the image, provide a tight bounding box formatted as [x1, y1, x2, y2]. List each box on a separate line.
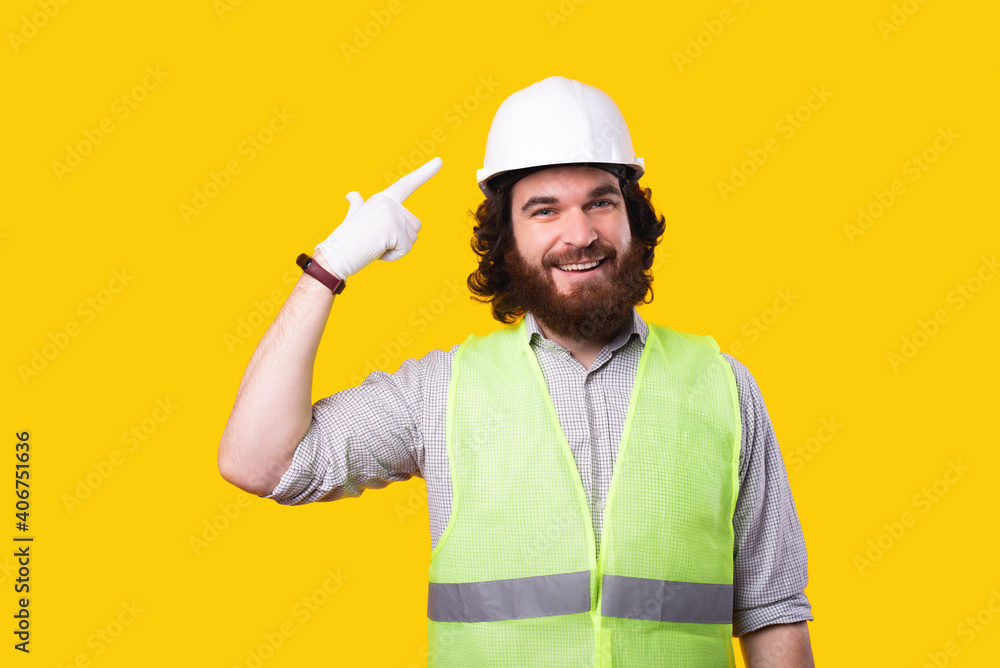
[478, 160, 645, 199]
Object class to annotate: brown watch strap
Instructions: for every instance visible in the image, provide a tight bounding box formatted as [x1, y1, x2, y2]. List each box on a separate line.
[296, 253, 346, 295]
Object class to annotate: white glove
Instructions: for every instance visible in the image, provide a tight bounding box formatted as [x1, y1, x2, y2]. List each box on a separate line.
[316, 156, 443, 279]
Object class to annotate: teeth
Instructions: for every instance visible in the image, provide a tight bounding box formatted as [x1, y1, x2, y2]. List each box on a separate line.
[557, 260, 600, 272]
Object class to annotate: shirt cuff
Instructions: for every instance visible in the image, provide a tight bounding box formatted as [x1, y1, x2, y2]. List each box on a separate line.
[732, 592, 814, 637]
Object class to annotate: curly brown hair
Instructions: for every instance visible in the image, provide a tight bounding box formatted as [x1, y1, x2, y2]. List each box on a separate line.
[466, 174, 666, 324]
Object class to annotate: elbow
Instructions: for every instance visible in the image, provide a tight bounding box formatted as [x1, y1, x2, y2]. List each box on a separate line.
[217, 437, 273, 497]
[217, 459, 250, 494]
[217, 436, 297, 497]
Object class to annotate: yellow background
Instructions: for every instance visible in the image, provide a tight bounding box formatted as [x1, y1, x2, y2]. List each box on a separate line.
[3, 0, 998, 665]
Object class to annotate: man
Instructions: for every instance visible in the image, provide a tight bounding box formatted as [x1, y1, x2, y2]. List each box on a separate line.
[218, 76, 814, 667]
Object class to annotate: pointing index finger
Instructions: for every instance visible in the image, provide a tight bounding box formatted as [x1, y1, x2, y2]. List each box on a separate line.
[382, 156, 443, 203]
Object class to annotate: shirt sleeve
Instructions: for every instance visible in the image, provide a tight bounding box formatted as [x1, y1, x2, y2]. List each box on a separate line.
[263, 350, 445, 505]
[722, 353, 814, 637]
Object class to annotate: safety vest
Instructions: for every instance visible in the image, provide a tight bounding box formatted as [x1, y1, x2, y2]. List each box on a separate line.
[427, 319, 742, 667]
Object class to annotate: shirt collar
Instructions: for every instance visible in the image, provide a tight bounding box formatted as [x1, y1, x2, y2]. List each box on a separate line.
[524, 308, 648, 353]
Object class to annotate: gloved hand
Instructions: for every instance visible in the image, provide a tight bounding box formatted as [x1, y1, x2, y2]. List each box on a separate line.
[316, 156, 443, 280]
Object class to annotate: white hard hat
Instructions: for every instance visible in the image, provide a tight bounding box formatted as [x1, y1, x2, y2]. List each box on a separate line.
[477, 76, 645, 198]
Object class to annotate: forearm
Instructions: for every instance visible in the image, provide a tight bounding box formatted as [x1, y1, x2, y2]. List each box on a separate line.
[738, 621, 814, 667]
[218, 251, 337, 496]
[217, 157, 441, 495]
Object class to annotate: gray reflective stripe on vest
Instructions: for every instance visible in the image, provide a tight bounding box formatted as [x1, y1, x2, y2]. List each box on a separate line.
[601, 574, 733, 624]
[428, 571, 733, 624]
[428, 570, 591, 622]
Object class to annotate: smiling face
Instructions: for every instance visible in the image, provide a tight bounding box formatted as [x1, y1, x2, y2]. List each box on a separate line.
[509, 165, 633, 296]
[502, 164, 651, 343]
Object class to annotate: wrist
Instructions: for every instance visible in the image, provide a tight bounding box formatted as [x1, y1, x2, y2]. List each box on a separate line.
[297, 251, 346, 296]
[314, 239, 353, 282]
[296, 267, 334, 298]
[311, 249, 343, 281]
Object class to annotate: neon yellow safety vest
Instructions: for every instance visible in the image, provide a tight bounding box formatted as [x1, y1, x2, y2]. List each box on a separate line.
[427, 319, 742, 667]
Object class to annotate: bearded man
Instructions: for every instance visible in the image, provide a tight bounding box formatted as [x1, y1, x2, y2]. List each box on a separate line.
[218, 76, 815, 667]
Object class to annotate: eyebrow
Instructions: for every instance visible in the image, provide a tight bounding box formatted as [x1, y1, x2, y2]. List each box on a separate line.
[519, 184, 622, 214]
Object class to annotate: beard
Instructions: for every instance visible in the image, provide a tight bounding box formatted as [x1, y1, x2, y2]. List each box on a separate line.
[503, 236, 652, 343]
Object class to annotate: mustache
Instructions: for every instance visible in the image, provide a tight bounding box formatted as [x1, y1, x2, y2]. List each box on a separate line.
[543, 242, 618, 267]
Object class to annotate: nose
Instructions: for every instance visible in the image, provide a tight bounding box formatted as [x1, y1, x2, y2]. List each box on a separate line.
[559, 207, 598, 249]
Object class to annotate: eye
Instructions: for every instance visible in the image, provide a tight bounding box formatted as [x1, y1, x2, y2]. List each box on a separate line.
[591, 199, 615, 209]
[532, 208, 555, 217]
